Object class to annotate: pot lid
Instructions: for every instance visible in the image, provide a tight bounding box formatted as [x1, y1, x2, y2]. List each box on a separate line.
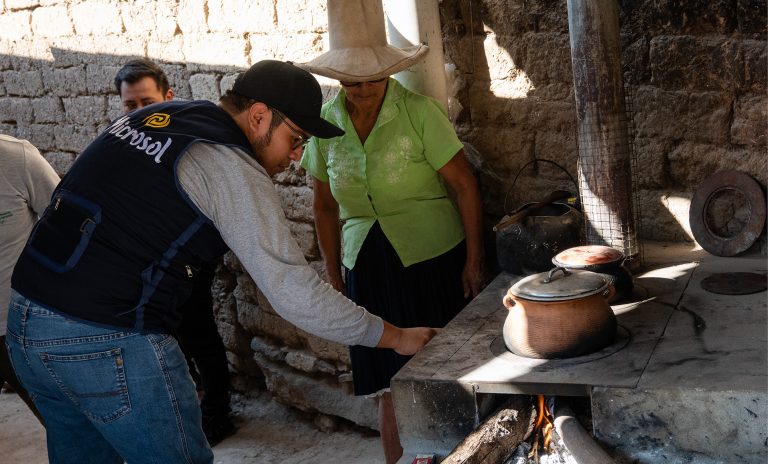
[552, 245, 624, 267]
[509, 268, 609, 301]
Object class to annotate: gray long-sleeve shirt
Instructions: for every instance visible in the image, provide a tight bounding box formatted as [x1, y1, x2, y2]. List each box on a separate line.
[177, 142, 384, 348]
[0, 135, 59, 335]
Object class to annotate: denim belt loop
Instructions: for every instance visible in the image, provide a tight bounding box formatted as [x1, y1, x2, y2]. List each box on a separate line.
[18, 293, 30, 339]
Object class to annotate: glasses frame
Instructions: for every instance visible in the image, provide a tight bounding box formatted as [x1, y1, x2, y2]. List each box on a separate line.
[270, 107, 310, 151]
[339, 77, 388, 88]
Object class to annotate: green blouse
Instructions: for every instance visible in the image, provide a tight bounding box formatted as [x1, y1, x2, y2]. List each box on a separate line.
[301, 79, 465, 269]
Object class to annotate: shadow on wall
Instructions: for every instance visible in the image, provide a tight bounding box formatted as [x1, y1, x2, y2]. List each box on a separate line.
[0, 49, 342, 178]
[438, 0, 766, 248]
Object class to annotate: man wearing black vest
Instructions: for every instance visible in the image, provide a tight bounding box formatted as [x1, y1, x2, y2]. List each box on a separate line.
[115, 58, 235, 446]
[6, 60, 436, 463]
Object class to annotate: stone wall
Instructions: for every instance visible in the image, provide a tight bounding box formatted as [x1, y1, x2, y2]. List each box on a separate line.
[1, 0, 766, 431]
[441, 0, 766, 245]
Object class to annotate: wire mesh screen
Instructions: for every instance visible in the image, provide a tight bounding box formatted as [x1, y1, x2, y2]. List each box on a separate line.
[624, 84, 643, 265]
[576, 91, 642, 264]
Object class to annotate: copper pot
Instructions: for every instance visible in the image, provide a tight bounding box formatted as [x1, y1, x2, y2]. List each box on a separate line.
[502, 267, 616, 359]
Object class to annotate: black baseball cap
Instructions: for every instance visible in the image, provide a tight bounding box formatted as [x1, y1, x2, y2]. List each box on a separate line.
[231, 60, 344, 139]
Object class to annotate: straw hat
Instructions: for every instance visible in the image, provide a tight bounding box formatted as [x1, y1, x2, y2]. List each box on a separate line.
[297, 0, 429, 82]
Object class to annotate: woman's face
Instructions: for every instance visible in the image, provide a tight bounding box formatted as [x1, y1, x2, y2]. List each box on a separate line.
[341, 78, 389, 108]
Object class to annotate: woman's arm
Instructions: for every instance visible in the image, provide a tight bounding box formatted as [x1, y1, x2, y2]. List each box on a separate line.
[438, 149, 486, 298]
[311, 176, 345, 293]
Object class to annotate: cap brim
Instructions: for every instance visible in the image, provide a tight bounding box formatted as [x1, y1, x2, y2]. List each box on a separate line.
[290, 114, 345, 139]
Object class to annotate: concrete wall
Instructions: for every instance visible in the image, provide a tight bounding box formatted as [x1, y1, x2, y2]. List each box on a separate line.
[1, 0, 765, 430]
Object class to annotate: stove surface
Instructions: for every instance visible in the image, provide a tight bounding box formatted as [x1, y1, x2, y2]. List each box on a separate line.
[393, 242, 767, 463]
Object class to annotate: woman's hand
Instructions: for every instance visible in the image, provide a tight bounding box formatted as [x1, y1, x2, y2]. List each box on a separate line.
[438, 150, 486, 299]
[312, 177, 346, 295]
[377, 321, 438, 356]
[327, 269, 346, 294]
[462, 259, 486, 298]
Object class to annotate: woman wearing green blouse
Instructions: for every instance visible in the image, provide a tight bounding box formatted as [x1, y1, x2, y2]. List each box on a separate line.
[299, 2, 485, 462]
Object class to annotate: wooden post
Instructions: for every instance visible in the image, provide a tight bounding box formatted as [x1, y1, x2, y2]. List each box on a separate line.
[567, 0, 639, 259]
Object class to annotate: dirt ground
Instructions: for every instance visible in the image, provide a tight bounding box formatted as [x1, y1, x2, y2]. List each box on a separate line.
[0, 389, 385, 464]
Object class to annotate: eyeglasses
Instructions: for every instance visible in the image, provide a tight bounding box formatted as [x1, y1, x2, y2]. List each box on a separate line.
[339, 77, 388, 88]
[270, 107, 310, 151]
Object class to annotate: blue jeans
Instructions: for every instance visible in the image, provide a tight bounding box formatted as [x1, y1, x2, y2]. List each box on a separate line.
[6, 290, 214, 464]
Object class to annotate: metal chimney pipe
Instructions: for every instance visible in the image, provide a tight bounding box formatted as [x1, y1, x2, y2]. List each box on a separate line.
[567, 0, 639, 259]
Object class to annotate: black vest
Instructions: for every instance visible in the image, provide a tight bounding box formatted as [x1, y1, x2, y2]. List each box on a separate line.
[13, 100, 252, 332]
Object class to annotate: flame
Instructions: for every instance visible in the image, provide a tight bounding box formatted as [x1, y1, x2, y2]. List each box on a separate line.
[529, 395, 555, 460]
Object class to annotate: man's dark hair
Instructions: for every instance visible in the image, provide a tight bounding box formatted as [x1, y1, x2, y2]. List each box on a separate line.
[219, 89, 283, 144]
[219, 89, 256, 112]
[114, 59, 171, 96]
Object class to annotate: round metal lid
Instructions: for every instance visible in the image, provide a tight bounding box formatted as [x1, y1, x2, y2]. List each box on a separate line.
[689, 170, 766, 257]
[700, 272, 767, 295]
[510, 268, 609, 301]
[552, 245, 625, 267]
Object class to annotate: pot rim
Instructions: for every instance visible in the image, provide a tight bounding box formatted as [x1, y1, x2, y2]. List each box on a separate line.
[509, 268, 611, 302]
[551, 245, 625, 269]
[551, 258, 625, 270]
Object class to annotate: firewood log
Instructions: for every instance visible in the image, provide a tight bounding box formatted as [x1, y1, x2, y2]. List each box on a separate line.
[441, 396, 536, 464]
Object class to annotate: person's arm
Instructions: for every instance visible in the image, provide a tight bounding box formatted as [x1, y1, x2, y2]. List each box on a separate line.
[21, 141, 59, 215]
[177, 143, 436, 354]
[378, 322, 437, 355]
[438, 149, 485, 298]
[311, 176, 345, 293]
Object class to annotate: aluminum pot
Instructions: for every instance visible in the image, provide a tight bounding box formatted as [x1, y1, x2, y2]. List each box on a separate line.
[502, 267, 616, 359]
[552, 245, 633, 303]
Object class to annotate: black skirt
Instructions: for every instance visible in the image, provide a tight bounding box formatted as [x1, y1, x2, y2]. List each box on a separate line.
[346, 222, 469, 395]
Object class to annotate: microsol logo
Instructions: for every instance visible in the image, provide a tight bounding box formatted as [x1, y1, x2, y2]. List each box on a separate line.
[143, 112, 171, 128]
[107, 116, 173, 164]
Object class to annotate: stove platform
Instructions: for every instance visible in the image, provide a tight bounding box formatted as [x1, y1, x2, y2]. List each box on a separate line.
[392, 242, 767, 463]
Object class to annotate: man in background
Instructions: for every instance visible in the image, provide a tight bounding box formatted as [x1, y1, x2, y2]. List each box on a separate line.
[114, 58, 234, 445]
[0, 134, 59, 423]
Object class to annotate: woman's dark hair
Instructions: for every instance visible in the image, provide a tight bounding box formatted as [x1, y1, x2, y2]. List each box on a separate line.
[114, 59, 171, 96]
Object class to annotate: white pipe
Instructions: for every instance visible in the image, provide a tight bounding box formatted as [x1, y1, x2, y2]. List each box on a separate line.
[383, 0, 448, 110]
[554, 405, 616, 464]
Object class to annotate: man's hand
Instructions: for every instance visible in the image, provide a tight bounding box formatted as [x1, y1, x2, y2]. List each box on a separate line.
[377, 321, 438, 356]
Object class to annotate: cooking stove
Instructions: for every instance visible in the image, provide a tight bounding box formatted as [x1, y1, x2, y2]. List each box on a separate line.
[392, 242, 767, 463]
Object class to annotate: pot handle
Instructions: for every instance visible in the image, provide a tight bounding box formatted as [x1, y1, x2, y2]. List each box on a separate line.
[502, 288, 516, 309]
[544, 266, 571, 283]
[601, 284, 616, 302]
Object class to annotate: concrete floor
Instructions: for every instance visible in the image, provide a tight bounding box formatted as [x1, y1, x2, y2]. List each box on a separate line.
[393, 241, 767, 463]
[0, 390, 384, 463]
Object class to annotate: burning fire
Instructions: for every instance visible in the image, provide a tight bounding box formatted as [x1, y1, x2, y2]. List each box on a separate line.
[529, 395, 555, 460]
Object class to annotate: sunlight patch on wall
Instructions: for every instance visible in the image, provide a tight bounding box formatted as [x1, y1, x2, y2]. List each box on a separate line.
[484, 32, 535, 99]
[660, 194, 698, 244]
[489, 72, 535, 99]
[2, 39, 54, 63]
